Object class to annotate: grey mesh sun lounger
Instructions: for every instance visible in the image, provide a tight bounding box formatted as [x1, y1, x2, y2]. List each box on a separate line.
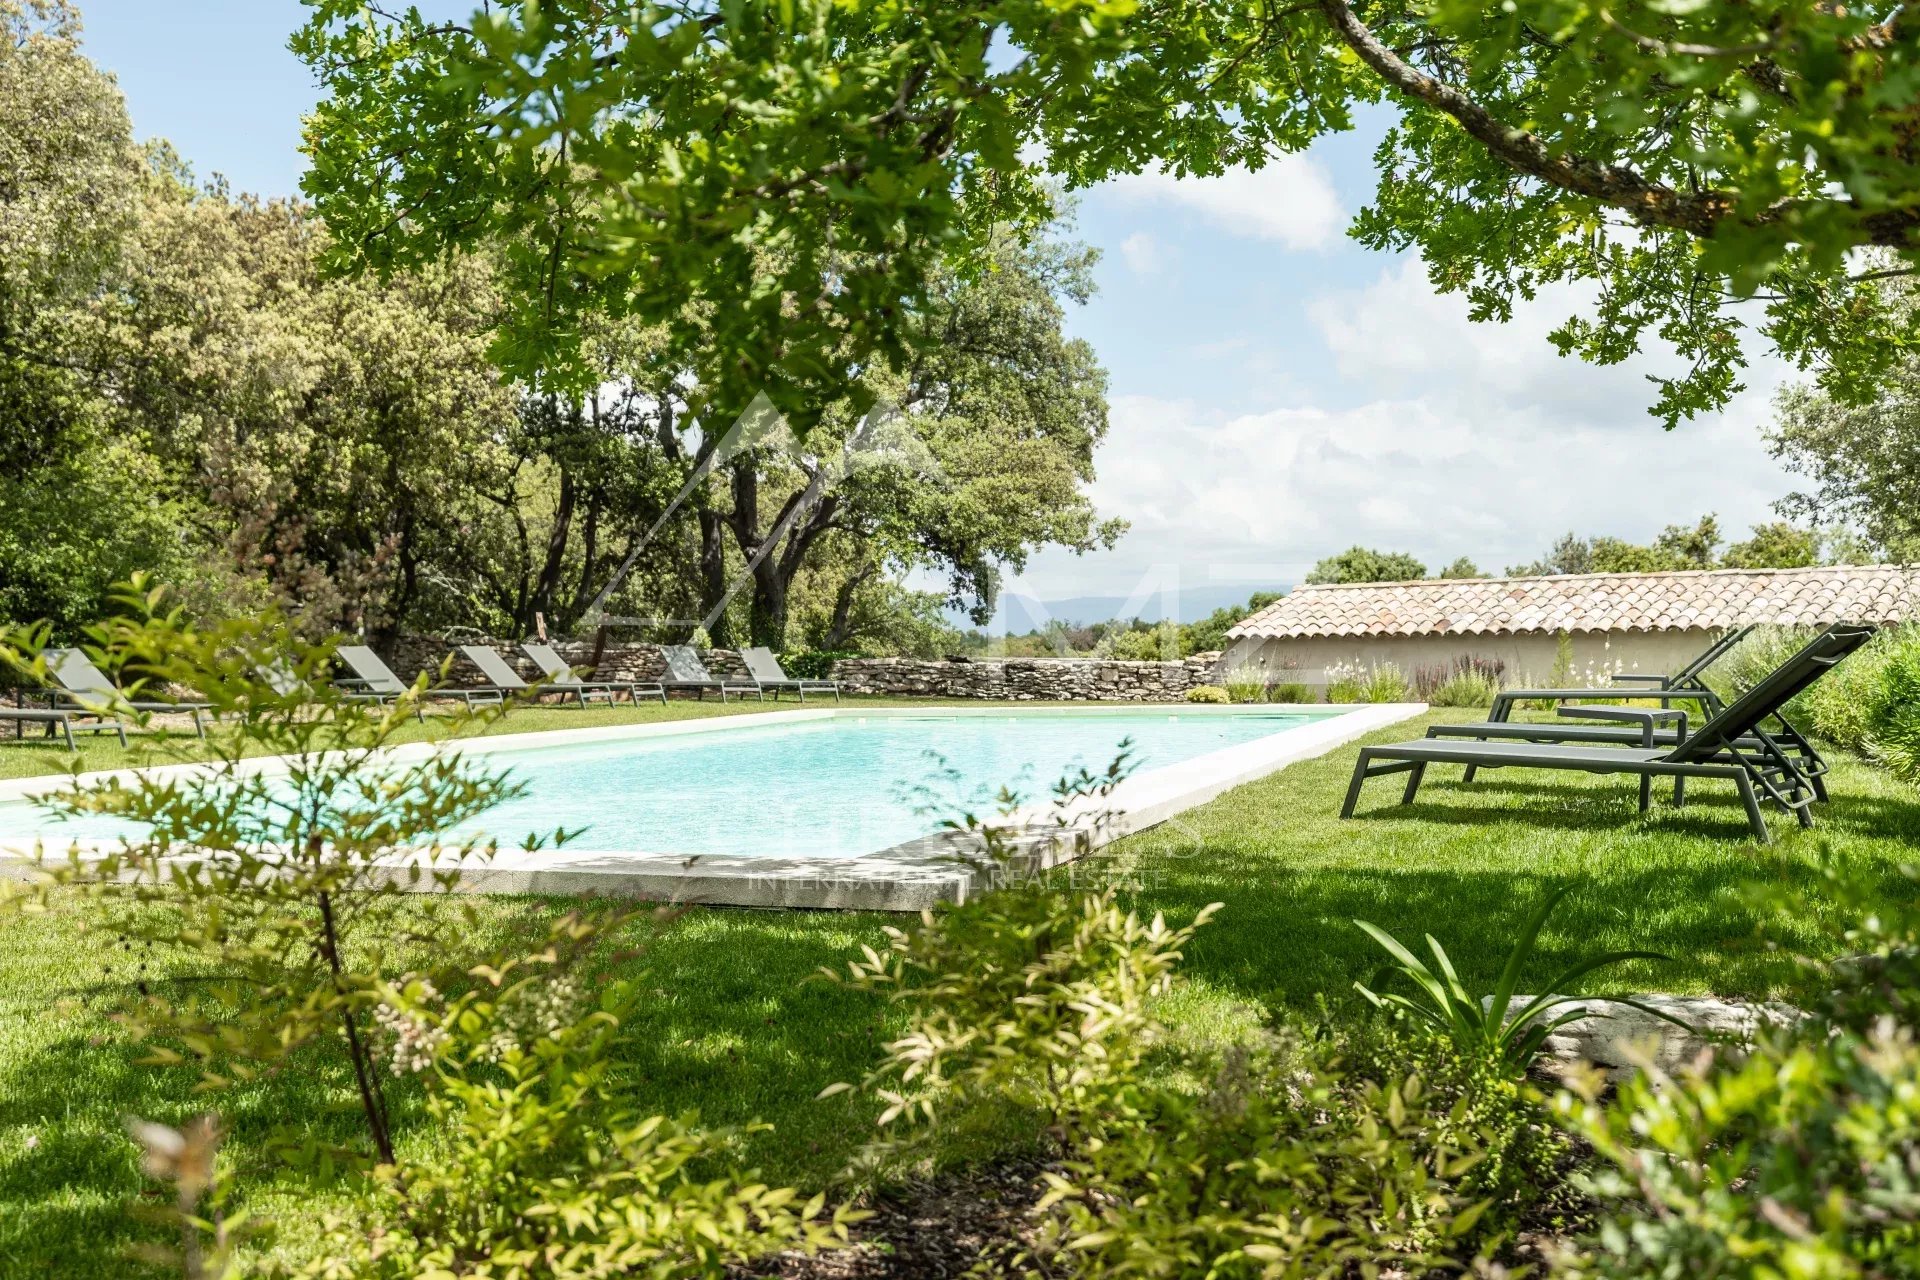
[1341, 624, 1876, 843]
[334, 645, 505, 711]
[521, 642, 665, 705]
[461, 644, 642, 708]
[45, 647, 212, 738]
[0, 704, 127, 751]
[256, 659, 423, 720]
[740, 647, 840, 702]
[659, 645, 762, 702]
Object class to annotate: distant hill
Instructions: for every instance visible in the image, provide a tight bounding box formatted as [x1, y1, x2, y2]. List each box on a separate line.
[952, 584, 1291, 631]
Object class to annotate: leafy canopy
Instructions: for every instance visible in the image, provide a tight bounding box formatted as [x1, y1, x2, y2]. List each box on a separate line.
[298, 0, 1920, 430]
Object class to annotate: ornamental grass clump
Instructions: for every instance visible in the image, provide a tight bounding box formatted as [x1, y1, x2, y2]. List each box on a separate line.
[1326, 660, 1411, 703]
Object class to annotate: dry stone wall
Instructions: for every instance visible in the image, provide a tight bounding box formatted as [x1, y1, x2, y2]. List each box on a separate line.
[830, 655, 1224, 701]
[386, 637, 749, 688]
[384, 639, 1221, 701]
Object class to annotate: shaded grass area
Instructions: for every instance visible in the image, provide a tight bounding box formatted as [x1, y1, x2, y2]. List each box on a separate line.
[2, 708, 1917, 1276]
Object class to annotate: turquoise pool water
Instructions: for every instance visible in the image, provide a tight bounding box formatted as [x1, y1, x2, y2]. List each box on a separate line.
[3, 711, 1339, 860]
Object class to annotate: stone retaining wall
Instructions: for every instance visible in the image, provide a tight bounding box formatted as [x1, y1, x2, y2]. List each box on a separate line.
[830, 654, 1224, 701]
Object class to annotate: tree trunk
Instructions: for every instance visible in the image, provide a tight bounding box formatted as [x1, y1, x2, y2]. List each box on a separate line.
[527, 467, 577, 634]
[697, 508, 734, 647]
[748, 558, 788, 650]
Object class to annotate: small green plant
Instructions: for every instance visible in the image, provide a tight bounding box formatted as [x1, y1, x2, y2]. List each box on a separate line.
[1266, 680, 1314, 703]
[1325, 659, 1412, 703]
[1221, 675, 1266, 702]
[1354, 886, 1672, 1076]
[826, 888, 1220, 1144]
[1427, 669, 1500, 707]
[1037, 1032, 1503, 1278]
[0, 578, 558, 1165]
[310, 911, 860, 1278]
[784, 648, 859, 680]
[1185, 683, 1230, 703]
[1556, 1019, 1920, 1280]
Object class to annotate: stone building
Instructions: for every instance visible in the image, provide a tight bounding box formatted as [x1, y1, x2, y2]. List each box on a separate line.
[1223, 565, 1919, 694]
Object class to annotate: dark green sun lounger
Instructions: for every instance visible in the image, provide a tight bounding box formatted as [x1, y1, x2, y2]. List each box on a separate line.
[1341, 623, 1876, 843]
[521, 642, 665, 706]
[1428, 632, 1836, 801]
[1485, 625, 1754, 724]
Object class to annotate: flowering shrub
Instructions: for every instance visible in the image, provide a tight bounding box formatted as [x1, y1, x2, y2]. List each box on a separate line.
[1325, 660, 1411, 703]
[1185, 683, 1230, 703]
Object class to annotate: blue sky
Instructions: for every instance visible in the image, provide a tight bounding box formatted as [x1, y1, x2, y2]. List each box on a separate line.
[77, 1, 1804, 613]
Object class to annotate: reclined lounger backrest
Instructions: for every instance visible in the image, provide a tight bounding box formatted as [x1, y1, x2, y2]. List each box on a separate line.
[1670, 623, 1877, 762]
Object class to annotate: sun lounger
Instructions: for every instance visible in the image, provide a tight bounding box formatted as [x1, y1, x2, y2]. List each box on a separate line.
[45, 647, 212, 738]
[334, 645, 505, 710]
[1340, 624, 1876, 842]
[460, 644, 635, 708]
[740, 647, 840, 702]
[521, 642, 665, 705]
[659, 645, 762, 702]
[1486, 625, 1755, 723]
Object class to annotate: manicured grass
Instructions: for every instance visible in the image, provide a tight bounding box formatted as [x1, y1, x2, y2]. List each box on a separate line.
[2, 703, 1916, 1276]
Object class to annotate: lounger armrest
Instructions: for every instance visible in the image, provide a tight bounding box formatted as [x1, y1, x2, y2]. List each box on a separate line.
[1558, 704, 1688, 745]
[1608, 673, 1669, 687]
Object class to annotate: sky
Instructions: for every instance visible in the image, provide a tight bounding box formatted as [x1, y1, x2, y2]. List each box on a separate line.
[75, 1, 1805, 616]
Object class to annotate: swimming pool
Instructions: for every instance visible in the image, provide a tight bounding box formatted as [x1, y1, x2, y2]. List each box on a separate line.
[0, 704, 1424, 909]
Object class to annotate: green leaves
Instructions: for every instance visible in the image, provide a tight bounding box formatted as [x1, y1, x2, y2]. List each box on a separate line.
[1355, 885, 1676, 1076]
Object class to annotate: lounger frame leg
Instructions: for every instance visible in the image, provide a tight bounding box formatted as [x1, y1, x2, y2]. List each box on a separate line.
[1401, 762, 1427, 805]
[1340, 752, 1373, 818]
[1735, 775, 1771, 844]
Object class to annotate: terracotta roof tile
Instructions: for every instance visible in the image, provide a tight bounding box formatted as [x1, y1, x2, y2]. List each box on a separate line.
[1227, 566, 1920, 640]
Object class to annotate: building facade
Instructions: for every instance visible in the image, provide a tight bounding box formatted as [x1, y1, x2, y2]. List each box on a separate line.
[1223, 566, 1919, 693]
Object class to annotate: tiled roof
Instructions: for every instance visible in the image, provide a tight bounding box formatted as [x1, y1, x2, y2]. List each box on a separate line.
[1227, 566, 1920, 640]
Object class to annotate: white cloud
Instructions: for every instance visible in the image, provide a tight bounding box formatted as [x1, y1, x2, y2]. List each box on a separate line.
[1118, 231, 1163, 275]
[1004, 260, 1802, 600]
[1106, 156, 1345, 251]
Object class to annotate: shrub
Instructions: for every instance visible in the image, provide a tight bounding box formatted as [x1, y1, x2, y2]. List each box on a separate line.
[1865, 626, 1920, 786]
[1798, 623, 1920, 784]
[1427, 669, 1502, 708]
[1221, 676, 1265, 702]
[1325, 659, 1409, 703]
[1557, 1020, 1920, 1280]
[784, 648, 859, 680]
[1411, 655, 1506, 703]
[826, 886, 1219, 1142]
[1185, 684, 1229, 704]
[311, 914, 858, 1278]
[1266, 680, 1314, 704]
[1039, 1033, 1502, 1278]
[1557, 854, 1920, 1279]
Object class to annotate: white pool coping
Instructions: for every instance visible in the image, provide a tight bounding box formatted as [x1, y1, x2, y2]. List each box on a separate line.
[0, 702, 1426, 911]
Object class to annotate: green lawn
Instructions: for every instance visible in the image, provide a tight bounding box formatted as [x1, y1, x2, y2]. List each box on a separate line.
[2, 702, 1916, 1276]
